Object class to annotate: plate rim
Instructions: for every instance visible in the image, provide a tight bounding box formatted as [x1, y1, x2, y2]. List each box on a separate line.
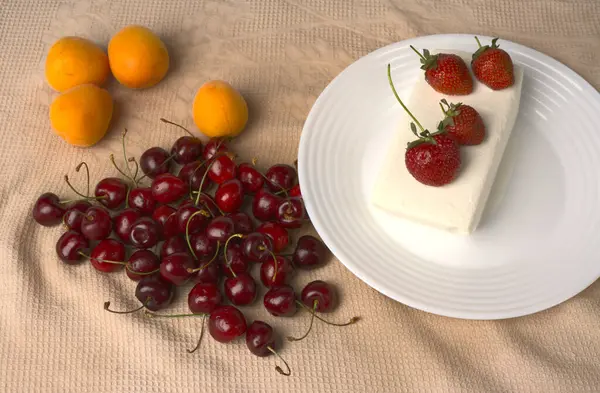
[297, 33, 600, 320]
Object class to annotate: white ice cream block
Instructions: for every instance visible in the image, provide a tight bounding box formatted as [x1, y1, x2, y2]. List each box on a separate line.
[371, 50, 524, 234]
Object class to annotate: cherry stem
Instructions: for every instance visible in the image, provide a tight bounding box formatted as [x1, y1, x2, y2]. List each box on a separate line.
[185, 210, 212, 259]
[267, 249, 279, 283]
[287, 300, 318, 342]
[267, 346, 291, 376]
[223, 234, 244, 277]
[110, 154, 137, 186]
[295, 301, 361, 327]
[121, 128, 136, 183]
[58, 196, 105, 205]
[104, 298, 150, 314]
[387, 63, 426, 133]
[187, 241, 221, 273]
[475, 36, 482, 48]
[257, 171, 289, 198]
[137, 154, 177, 182]
[194, 158, 217, 206]
[125, 186, 131, 208]
[64, 175, 89, 199]
[126, 266, 160, 276]
[144, 311, 206, 319]
[409, 45, 427, 61]
[75, 162, 90, 197]
[77, 251, 127, 265]
[187, 314, 207, 354]
[160, 117, 196, 138]
[128, 157, 139, 183]
[186, 161, 207, 200]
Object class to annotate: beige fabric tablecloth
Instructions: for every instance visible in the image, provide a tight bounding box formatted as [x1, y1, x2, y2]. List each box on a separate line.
[2, 0, 600, 392]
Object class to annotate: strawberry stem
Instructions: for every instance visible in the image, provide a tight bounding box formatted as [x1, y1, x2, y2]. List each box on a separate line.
[387, 64, 426, 132]
[409, 45, 426, 61]
[475, 36, 482, 49]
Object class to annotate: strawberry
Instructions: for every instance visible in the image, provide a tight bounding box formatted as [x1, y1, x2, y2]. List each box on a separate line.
[410, 46, 473, 95]
[387, 64, 461, 186]
[438, 99, 485, 145]
[471, 37, 514, 90]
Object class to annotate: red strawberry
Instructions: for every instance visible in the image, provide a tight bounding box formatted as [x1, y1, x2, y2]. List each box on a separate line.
[410, 46, 473, 95]
[387, 64, 461, 186]
[471, 37, 514, 90]
[439, 99, 485, 145]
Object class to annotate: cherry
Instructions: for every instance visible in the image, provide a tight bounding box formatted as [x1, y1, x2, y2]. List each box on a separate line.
[206, 216, 235, 243]
[129, 216, 160, 249]
[119, 275, 174, 312]
[215, 179, 244, 213]
[189, 233, 217, 260]
[289, 184, 301, 198]
[242, 232, 274, 263]
[293, 235, 327, 270]
[203, 138, 227, 161]
[62, 201, 91, 231]
[229, 212, 253, 234]
[257, 222, 289, 253]
[275, 198, 305, 229]
[301, 280, 337, 313]
[152, 205, 176, 234]
[114, 208, 142, 244]
[252, 189, 282, 221]
[265, 164, 297, 192]
[126, 250, 161, 281]
[171, 136, 203, 165]
[260, 255, 294, 288]
[33, 192, 65, 226]
[221, 240, 249, 278]
[90, 239, 126, 273]
[175, 205, 209, 235]
[224, 273, 257, 306]
[80, 206, 112, 240]
[160, 252, 198, 286]
[94, 178, 128, 210]
[237, 162, 264, 194]
[151, 173, 187, 204]
[128, 187, 156, 215]
[193, 261, 221, 285]
[160, 236, 189, 258]
[178, 161, 211, 192]
[140, 147, 172, 179]
[208, 154, 237, 185]
[188, 282, 222, 314]
[208, 305, 247, 343]
[56, 230, 89, 264]
[195, 193, 222, 217]
[263, 285, 297, 317]
[161, 213, 180, 239]
[246, 321, 291, 376]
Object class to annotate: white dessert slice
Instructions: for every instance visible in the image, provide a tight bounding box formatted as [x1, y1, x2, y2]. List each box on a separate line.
[371, 50, 524, 234]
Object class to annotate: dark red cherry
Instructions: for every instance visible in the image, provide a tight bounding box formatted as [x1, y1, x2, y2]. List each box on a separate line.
[90, 239, 126, 273]
[195, 193, 221, 217]
[140, 147, 172, 179]
[135, 275, 174, 311]
[160, 252, 198, 286]
[229, 212, 253, 234]
[152, 205, 176, 235]
[215, 179, 244, 213]
[276, 198, 305, 229]
[246, 321, 276, 357]
[161, 213, 180, 239]
[237, 163, 264, 194]
[33, 192, 65, 226]
[193, 261, 220, 285]
[206, 216, 235, 243]
[178, 161, 211, 192]
[126, 250, 160, 281]
[293, 235, 327, 269]
[80, 206, 112, 240]
[114, 208, 142, 244]
[263, 285, 297, 317]
[175, 205, 209, 235]
[257, 222, 289, 253]
[208, 154, 237, 185]
[56, 230, 89, 264]
[188, 233, 217, 260]
[128, 187, 156, 215]
[265, 164, 297, 192]
[171, 136, 203, 165]
[252, 189, 282, 222]
[94, 177, 128, 210]
[151, 173, 187, 204]
[260, 255, 293, 288]
[130, 217, 160, 249]
[241, 232, 273, 263]
[160, 236, 189, 258]
[188, 282, 222, 314]
[208, 305, 247, 343]
[221, 241, 249, 278]
[301, 280, 337, 312]
[62, 201, 91, 232]
[203, 138, 227, 161]
[289, 184, 301, 198]
[224, 273, 256, 306]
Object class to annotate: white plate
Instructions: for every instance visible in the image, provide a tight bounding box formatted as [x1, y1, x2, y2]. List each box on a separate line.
[297, 34, 600, 320]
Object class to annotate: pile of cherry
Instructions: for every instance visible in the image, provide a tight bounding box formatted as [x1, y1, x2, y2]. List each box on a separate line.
[32, 119, 359, 376]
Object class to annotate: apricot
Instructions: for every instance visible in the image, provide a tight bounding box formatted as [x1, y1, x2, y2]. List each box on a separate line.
[192, 80, 248, 138]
